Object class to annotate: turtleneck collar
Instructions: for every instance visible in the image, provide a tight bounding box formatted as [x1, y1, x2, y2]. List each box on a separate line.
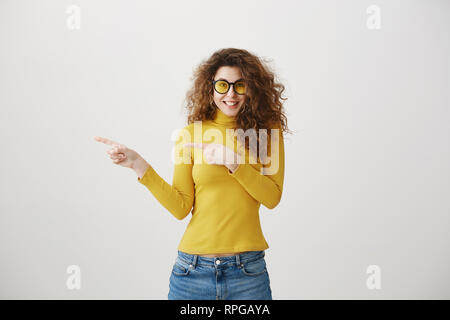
[211, 108, 237, 128]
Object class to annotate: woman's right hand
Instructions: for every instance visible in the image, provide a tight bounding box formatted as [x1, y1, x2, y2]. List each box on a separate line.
[94, 136, 141, 169]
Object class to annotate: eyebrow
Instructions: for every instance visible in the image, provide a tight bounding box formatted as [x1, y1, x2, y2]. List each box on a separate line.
[214, 78, 244, 82]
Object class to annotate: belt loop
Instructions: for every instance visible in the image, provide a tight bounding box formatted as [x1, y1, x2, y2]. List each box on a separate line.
[192, 254, 198, 268]
[236, 253, 241, 267]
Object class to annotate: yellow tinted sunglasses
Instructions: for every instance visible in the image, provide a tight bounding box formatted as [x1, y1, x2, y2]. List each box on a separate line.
[212, 79, 247, 95]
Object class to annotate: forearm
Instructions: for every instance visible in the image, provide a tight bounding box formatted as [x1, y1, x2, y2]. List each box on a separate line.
[227, 128, 285, 209]
[137, 161, 195, 220]
[228, 163, 283, 209]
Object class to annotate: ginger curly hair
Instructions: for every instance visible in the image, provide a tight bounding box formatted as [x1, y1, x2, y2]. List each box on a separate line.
[184, 48, 291, 145]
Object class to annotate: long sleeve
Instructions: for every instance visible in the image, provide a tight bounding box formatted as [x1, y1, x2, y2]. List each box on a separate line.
[227, 125, 285, 209]
[137, 129, 194, 220]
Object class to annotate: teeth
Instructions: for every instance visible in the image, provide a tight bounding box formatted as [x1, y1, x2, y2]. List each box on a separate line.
[224, 101, 238, 106]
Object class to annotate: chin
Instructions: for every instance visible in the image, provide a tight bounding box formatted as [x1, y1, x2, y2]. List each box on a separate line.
[223, 108, 240, 116]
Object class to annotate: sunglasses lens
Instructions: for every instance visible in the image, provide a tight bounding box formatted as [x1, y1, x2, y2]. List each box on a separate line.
[234, 81, 246, 94]
[214, 80, 229, 94]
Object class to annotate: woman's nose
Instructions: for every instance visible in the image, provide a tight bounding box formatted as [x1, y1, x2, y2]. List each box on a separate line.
[226, 85, 238, 97]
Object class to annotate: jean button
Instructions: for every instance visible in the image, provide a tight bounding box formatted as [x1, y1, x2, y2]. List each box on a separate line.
[215, 260, 221, 265]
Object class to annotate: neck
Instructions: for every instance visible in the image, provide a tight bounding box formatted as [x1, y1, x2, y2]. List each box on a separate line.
[212, 108, 237, 128]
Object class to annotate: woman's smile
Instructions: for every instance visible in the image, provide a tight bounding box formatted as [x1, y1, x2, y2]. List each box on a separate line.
[223, 100, 240, 108]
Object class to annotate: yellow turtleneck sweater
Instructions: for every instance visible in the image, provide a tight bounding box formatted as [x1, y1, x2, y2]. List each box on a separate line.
[137, 108, 285, 254]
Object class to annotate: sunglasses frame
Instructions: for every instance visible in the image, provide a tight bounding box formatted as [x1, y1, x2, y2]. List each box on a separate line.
[212, 79, 247, 95]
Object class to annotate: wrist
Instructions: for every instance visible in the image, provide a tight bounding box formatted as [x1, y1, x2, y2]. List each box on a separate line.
[133, 156, 150, 179]
[227, 163, 239, 173]
[227, 152, 242, 173]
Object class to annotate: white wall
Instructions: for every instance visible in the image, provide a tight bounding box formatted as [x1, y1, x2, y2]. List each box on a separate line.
[1, 0, 449, 299]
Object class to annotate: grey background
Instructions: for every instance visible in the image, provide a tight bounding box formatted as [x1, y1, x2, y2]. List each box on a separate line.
[1, 0, 449, 299]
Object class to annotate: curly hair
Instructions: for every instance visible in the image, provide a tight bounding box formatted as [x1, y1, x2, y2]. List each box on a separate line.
[184, 48, 291, 153]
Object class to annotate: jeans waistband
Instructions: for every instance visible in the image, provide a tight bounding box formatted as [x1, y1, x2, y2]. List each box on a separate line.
[177, 250, 265, 267]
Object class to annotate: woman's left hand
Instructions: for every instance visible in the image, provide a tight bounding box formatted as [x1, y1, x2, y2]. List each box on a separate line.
[183, 142, 242, 172]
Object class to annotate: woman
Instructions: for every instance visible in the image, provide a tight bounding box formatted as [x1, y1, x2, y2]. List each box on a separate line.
[94, 48, 289, 300]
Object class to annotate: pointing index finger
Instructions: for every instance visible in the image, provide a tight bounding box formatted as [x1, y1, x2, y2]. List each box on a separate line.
[94, 136, 119, 146]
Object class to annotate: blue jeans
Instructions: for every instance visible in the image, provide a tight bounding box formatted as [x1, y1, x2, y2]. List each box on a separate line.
[168, 250, 272, 300]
